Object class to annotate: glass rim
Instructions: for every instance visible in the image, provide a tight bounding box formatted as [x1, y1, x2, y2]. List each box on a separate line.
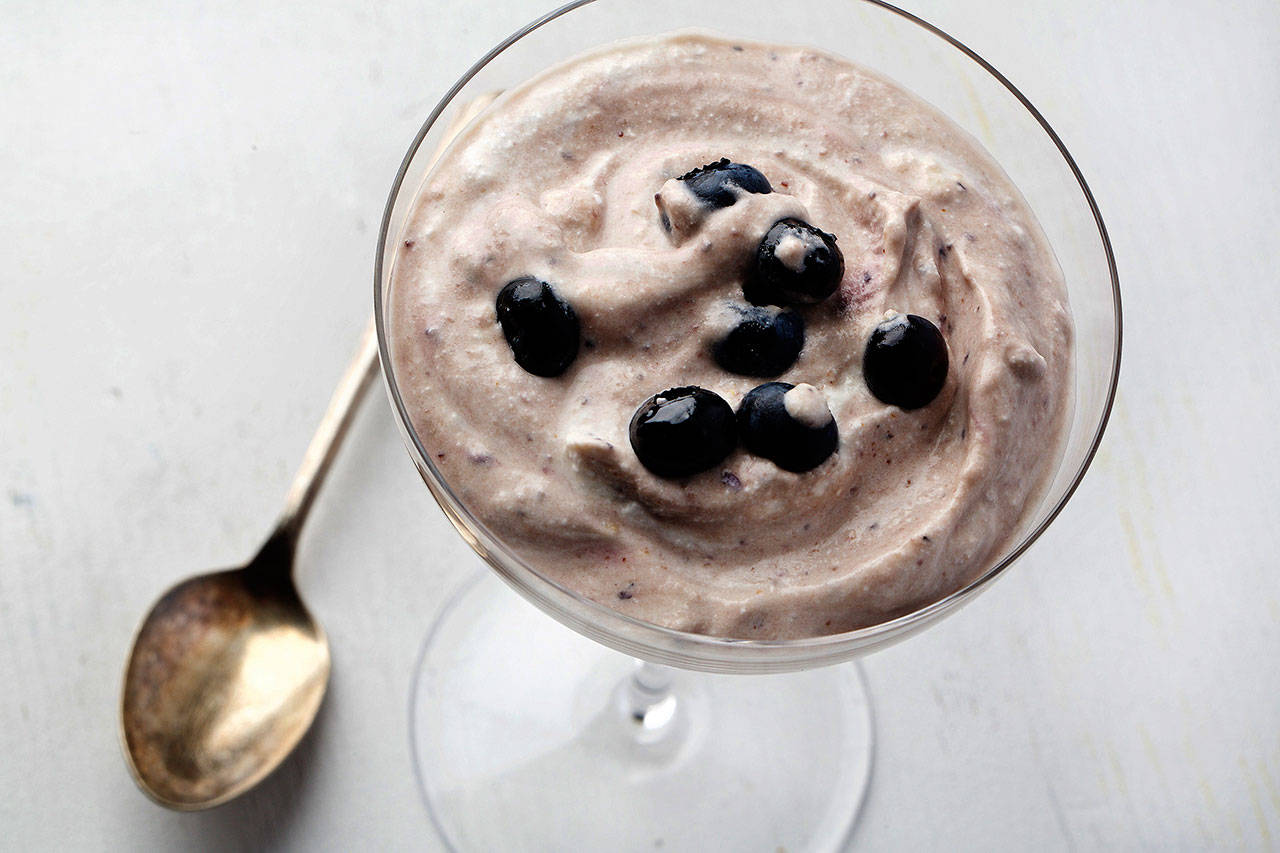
[373, 0, 1123, 661]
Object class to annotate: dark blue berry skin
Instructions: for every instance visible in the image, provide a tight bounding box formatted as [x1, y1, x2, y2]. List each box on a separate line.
[862, 314, 948, 410]
[712, 306, 804, 377]
[679, 159, 772, 209]
[736, 382, 838, 473]
[629, 387, 737, 479]
[747, 218, 844, 306]
[495, 277, 580, 377]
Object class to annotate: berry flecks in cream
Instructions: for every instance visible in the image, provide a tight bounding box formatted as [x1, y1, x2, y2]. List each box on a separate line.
[389, 33, 1073, 639]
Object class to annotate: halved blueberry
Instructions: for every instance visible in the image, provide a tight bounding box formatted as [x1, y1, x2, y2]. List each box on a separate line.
[737, 382, 838, 473]
[495, 277, 580, 377]
[629, 387, 737, 479]
[862, 313, 948, 410]
[747, 218, 844, 306]
[712, 306, 804, 377]
[679, 159, 772, 209]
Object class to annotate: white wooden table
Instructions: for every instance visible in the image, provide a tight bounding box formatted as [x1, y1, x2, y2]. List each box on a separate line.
[3, 1, 1277, 848]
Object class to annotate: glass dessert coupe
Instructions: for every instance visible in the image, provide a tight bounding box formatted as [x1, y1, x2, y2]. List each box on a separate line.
[374, 0, 1121, 849]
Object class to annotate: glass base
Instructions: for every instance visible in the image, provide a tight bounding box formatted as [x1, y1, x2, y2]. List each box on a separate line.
[410, 571, 874, 851]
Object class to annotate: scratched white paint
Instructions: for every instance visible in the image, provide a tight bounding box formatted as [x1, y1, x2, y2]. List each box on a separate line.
[1, 0, 1278, 849]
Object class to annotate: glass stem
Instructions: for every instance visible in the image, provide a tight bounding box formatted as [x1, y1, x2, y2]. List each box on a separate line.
[621, 660, 679, 736]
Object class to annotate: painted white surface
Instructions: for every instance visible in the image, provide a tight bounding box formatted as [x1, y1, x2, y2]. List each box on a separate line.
[2, 0, 1277, 849]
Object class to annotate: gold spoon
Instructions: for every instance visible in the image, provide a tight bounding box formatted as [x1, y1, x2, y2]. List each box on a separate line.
[119, 93, 497, 811]
[120, 320, 377, 810]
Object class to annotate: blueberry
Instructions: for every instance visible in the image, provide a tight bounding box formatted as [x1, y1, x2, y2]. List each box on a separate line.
[495, 276, 580, 377]
[629, 387, 737, 479]
[862, 313, 948, 410]
[747, 218, 844, 306]
[678, 159, 772, 209]
[712, 306, 804, 377]
[737, 382, 838, 473]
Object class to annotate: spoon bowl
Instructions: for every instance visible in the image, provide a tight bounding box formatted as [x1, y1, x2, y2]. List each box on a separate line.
[121, 534, 329, 809]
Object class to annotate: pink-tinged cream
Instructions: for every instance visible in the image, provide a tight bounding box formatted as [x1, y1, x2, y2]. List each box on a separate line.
[389, 33, 1072, 639]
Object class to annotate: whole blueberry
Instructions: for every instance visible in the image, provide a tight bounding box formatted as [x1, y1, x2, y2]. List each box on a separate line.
[495, 276, 580, 377]
[629, 387, 737, 479]
[678, 159, 772, 209]
[736, 382, 838, 473]
[712, 306, 805, 377]
[747, 218, 844, 306]
[862, 313, 949, 410]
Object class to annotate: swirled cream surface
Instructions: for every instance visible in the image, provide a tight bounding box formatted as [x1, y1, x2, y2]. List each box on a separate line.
[389, 33, 1072, 639]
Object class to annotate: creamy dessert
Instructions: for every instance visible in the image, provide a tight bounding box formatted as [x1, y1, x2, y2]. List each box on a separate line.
[389, 33, 1072, 639]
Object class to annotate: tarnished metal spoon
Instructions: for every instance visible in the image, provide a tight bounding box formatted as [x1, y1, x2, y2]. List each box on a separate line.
[119, 93, 497, 811]
[120, 320, 377, 809]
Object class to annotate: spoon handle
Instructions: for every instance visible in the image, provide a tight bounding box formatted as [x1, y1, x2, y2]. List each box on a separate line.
[275, 317, 379, 545]
[262, 92, 502, 557]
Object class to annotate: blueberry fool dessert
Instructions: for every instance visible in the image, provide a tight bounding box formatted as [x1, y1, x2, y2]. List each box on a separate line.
[389, 33, 1072, 639]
